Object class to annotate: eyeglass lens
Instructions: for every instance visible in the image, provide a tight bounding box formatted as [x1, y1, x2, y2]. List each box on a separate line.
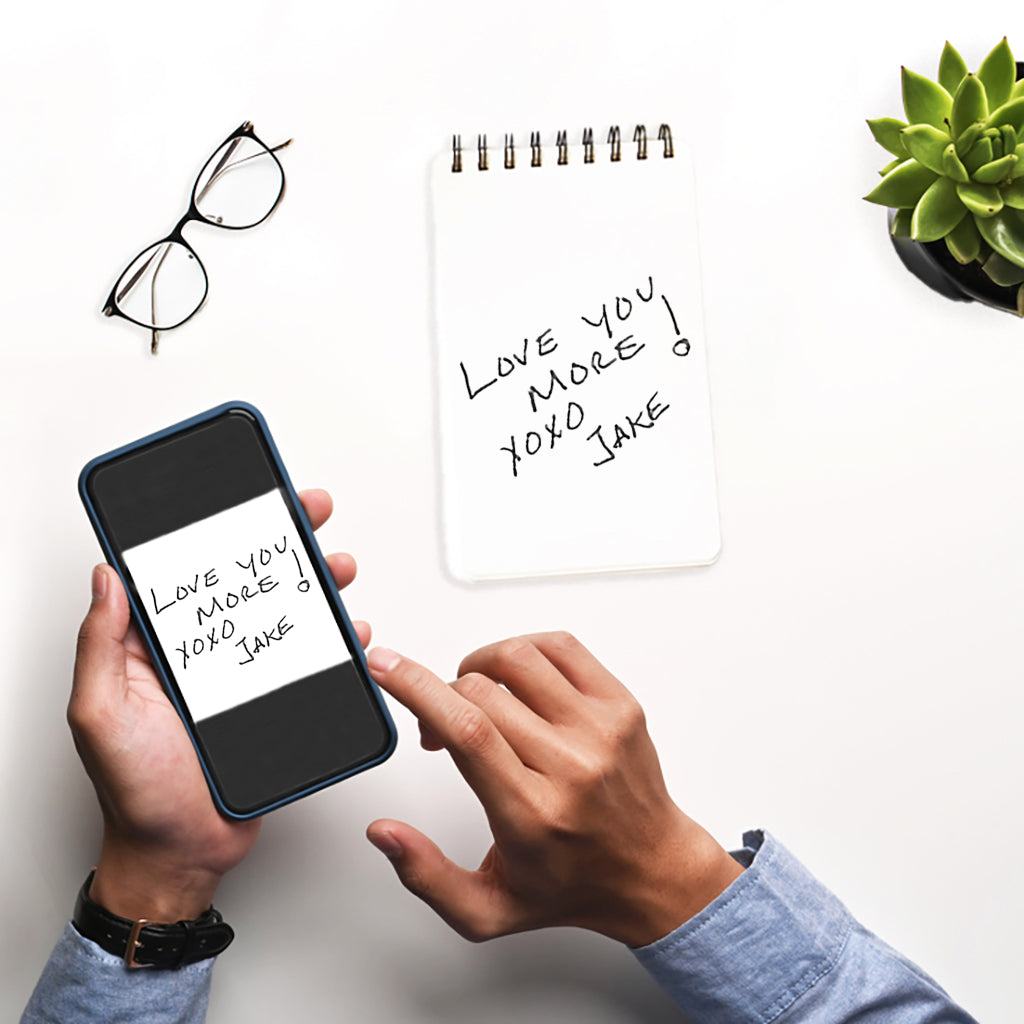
[193, 136, 284, 228]
[115, 242, 208, 330]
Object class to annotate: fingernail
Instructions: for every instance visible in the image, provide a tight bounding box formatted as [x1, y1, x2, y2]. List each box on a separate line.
[91, 565, 108, 602]
[367, 647, 401, 673]
[367, 830, 403, 860]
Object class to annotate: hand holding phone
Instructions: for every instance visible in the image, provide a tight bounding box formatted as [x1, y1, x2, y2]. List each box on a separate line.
[79, 403, 396, 820]
[69, 490, 364, 922]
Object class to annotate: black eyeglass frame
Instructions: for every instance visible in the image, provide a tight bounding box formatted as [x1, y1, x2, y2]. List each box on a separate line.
[102, 121, 290, 353]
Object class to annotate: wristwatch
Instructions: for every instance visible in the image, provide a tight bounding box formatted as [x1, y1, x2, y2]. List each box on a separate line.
[72, 871, 234, 968]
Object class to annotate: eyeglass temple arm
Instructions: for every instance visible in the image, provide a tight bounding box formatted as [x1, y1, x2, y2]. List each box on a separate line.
[112, 247, 161, 306]
[148, 244, 174, 354]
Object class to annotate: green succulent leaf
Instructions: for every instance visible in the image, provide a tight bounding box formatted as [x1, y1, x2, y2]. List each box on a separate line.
[1014, 79, 1024, 101]
[964, 136, 994, 174]
[911, 177, 967, 241]
[1001, 177, 1024, 209]
[891, 208, 913, 237]
[951, 74, 989, 137]
[868, 117, 909, 157]
[864, 158, 938, 207]
[973, 153, 1018, 184]
[941, 143, 970, 182]
[978, 37, 1016, 110]
[938, 42, 969, 95]
[984, 96, 1024, 132]
[982, 251, 1024, 285]
[1002, 126, 1019, 163]
[879, 156, 907, 176]
[976, 208, 1024, 266]
[901, 124, 952, 173]
[1017, 283, 1024, 317]
[945, 213, 982, 262]
[955, 122, 982, 156]
[957, 181, 1004, 217]
[902, 66, 953, 129]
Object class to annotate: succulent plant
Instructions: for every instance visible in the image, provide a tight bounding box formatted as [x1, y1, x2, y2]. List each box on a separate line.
[865, 38, 1024, 313]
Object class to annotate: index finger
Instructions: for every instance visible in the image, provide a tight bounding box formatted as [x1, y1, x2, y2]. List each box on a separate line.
[461, 631, 628, 703]
[456, 635, 585, 725]
[366, 647, 532, 805]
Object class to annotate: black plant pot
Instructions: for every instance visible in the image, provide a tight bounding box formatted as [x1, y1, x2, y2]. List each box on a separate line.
[888, 209, 1023, 315]
[886, 60, 1024, 317]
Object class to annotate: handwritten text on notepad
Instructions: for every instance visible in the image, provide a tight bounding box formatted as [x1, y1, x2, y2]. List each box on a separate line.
[457, 276, 691, 478]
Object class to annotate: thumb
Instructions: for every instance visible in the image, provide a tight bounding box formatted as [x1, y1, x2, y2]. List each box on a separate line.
[366, 819, 513, 942]
[70, 565, 131, 710]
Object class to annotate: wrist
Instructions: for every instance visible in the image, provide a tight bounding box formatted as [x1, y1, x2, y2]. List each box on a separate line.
[74, 868, 234, 968]
[90, 837, 223, 922]
[611, 813, 745, 948]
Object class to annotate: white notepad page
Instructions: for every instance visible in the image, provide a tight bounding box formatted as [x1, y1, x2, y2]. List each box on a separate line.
[431, 132, 720, 581]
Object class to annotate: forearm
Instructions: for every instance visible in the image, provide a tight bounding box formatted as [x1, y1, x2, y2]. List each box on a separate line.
[632, 831, 978, 1024]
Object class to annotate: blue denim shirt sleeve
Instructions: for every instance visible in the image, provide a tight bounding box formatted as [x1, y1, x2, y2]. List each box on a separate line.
[23, 832, 979, 1023]
[631, 831, 979, 1024]
[21, 922, 213, 1024]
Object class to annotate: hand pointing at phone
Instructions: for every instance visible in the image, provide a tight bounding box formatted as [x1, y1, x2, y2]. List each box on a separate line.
[364, 632, 743, 947]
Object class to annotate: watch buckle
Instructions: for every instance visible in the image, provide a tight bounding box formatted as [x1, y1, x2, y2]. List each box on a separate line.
[124, 918, 151, 968]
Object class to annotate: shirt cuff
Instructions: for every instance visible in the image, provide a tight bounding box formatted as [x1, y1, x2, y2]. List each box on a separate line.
[631, 830, 852, 1024]
[21, 922, 215, 1024]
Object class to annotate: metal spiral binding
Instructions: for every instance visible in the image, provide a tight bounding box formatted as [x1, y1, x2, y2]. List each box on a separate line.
[608, 125, 622, 162]
[658, 123, 674, 158]
[634, 124, 648, 160]
[451, 124, 673, 172]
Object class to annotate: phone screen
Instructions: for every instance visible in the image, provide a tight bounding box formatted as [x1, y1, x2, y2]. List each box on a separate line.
[82, 406, 395, 817]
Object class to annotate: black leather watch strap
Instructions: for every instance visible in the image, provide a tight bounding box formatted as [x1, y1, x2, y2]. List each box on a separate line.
[72, 871, 234, 968]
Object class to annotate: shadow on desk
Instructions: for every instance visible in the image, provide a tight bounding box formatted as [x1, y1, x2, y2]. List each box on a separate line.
[407, 926, 688, 1024]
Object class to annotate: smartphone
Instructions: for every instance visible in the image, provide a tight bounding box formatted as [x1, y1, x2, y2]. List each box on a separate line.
[79, 401, 396, 819]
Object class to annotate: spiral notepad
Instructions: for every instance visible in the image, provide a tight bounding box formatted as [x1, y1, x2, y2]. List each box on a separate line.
[431, 124, 720, 581]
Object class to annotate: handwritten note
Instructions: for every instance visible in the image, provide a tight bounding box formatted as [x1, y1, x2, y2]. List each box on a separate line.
[123, 491, 352, 721]
[459, 275, 691, 478]
[431, 136, 720, 579]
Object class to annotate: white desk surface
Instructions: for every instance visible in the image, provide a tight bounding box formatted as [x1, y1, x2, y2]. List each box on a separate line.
[2, 4, 1019, 1021]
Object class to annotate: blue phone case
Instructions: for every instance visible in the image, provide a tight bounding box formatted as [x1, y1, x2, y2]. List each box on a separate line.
[79, 400, 397, 819]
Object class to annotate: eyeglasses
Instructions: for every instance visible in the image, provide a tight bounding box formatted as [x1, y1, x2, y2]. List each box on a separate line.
[103, 121, 292, 354]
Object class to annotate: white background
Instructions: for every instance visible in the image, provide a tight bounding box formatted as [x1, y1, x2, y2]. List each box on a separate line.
[1, 3, 1021, 1021]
